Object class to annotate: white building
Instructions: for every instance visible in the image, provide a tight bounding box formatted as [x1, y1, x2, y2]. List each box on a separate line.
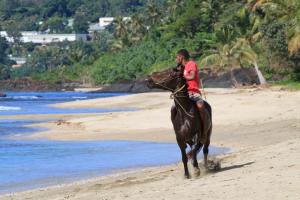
[9, 56, 27, 65]
[99, 17, 131, 28]
[88, 17, 131, 36]
[88, 23, 105, 33]
[22, 32, 87, 44]
[0, 31, 87, 44]
[0, 31, 13, 42]
[99, 17, 115, 27]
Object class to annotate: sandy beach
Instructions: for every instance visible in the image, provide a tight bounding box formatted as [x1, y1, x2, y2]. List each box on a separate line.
[1, 88, 300, 200]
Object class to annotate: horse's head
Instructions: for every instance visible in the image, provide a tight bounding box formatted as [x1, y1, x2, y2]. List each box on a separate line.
[147, 67, 185, 92]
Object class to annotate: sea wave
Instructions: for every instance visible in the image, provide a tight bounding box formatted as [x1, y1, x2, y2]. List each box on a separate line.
[71, 97, 87, 99]
[0, 106, 21, 111]
[12, 96, 40, 100]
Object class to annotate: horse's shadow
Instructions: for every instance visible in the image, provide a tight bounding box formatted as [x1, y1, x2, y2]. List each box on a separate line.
[202, 161, 255, 174]
[218, 161, 255, 172]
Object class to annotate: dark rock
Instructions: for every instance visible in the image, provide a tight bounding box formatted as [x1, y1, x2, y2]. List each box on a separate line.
[1, 67, 260, 93]
[131, 80, 163, 93]
[97, 83, 134, 93]
[0, 78, 79, 92]
[92, 67, 260, 93]
[201, 67, 259, 88]
[91, 79, 164, 93]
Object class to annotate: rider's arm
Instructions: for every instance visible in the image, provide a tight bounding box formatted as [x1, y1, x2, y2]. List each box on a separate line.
[185, 70, 196, 81]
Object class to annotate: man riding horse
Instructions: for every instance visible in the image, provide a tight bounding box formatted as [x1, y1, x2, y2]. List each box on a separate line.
[173, 49, 210, 144]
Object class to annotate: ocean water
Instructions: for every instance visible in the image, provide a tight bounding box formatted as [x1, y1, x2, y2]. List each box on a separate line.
[0, 92, 133, 115]
[0, 140, 229, 194]
[0, 140, 181, 194]
[0, 92, 229, 194]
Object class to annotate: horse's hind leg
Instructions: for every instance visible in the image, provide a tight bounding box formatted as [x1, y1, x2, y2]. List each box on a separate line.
[203, 126, 212, 167]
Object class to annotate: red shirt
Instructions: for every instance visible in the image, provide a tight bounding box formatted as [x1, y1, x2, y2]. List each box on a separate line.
[183, 61, 201, 94]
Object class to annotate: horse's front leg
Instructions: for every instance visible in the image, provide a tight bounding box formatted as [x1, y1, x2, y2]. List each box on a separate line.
[177, 138, 190, 179]
[192, 142, 203, 177]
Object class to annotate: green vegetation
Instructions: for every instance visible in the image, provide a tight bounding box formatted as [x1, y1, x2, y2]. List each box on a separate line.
[0, 0, 146, 32]
[0, 0, 300, 86]
[272, 80, 300, 90]
[0, 35, 13, 79]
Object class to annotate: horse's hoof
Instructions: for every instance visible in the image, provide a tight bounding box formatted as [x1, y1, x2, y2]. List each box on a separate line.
[184, 174, 191, 179]
[206, 159, 221, 171]
[193, 168, 200, 177]
[204, 163, 208, 169]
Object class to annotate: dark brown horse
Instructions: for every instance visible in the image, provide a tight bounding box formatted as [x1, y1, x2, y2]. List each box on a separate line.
[147, 68, 212, 178]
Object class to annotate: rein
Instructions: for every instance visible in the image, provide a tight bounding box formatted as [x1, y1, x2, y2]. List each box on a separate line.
[154, 76, 178, 92]
[171, 86, 195, 118]
[154, 77, 194, 118]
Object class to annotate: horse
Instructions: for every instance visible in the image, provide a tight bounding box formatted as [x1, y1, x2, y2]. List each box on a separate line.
[147, 68, 212, 178]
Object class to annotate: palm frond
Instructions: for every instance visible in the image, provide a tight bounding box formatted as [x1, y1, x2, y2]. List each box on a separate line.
[288, 33, 300, 55]
[200, 54, 221, 67]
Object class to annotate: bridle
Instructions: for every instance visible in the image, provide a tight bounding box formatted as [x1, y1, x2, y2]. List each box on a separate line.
[153, 75, 195, 118]
[153, 75, 178, 92]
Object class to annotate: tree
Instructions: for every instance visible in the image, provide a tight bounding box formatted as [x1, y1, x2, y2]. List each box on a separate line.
[0, 0, 19, 20]
[201, 38, 267, 85]
[92, 30, 113, 52]
[48, 16, 66, 33]
[0, 36, 9, 64]
[73, 10, 88, 33]
[0, 36, 12, 80]
[248, 0, 300, 55]
[112, 16, 131, 48]
[5, 20, 22, 44]
[129, 13, 147, 42]
[215, 24, 238, 45]
[42, 0, 70, 18]
[0, 64, 11, 80]
[146, 0, 161, 27]
[113, 16, 128, 38]
[166, 0, 185, 21]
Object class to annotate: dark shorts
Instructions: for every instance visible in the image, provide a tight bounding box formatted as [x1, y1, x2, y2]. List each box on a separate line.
[188, 92, 204, 103]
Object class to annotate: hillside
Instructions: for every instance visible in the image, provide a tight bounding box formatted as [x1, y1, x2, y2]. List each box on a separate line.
[0, 0, 300, 87]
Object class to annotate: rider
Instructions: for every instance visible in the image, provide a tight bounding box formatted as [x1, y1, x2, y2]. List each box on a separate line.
[175, 49, 210, 144]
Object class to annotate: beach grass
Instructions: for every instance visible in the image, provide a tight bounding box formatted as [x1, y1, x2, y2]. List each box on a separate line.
[271, 80, 300, 90]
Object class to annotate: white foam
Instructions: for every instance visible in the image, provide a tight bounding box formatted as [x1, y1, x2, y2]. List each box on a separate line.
[71, 97, 87, 99]
[0, 106, 21, 111]
[13, 96, 39, 100]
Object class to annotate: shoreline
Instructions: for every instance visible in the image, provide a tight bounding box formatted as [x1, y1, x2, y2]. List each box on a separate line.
[1, 88, 299, 199]
[1, 137, 299, 200]
[0, 140, 230, 196]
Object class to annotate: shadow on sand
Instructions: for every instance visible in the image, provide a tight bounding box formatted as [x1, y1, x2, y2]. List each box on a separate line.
[219, 161, 255, 172]
[202, 161, 255, 174]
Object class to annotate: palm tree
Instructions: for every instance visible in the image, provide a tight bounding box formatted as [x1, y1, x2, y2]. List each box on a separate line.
[215, 24, 238, 45]
[166, 0, 184, 21]
[200, 38, 267, 86]
[146, 0, 161, 26]
[113, 16, 128, 39]
[247, 0, 300, 55]
[247, 0, 267, 12]
[112, 16, 131, 49]
[129, 14, 147, 42]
